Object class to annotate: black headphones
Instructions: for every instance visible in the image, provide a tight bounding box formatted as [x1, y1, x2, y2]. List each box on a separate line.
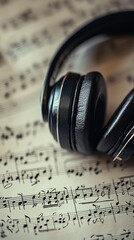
[41, 11, 134, 162]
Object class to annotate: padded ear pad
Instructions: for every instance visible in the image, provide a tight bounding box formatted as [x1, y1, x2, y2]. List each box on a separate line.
[97, 88, 134, 156]
[73, 72, 107, 154]
[58, 72, 81, 150]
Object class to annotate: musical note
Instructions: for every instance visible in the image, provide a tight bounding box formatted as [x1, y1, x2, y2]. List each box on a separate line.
[0, 165, 54, 188]
[0, 120, 46, 144]
[0, 58, 49, 101]
[64, 156, 128, 178]
[1, 177, 134, 211]
[0, 149, 133, 188]
[88, 229, 132, 240]
[0, 0, 134, 239]
[0, 146, 53, 166]
[1, 202, 134, 237]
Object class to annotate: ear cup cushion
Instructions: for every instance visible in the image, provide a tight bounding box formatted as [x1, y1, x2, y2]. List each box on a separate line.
[97, 88, 134, 154]
[70, 75, 84, 151]
[74, 72, 107, 154]
[58, 72, 81, 150]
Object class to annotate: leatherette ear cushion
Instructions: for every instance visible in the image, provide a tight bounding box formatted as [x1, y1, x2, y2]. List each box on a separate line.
[74, 72, 106, 154]
[97, 88, 134, 154]
[58, 72, 81, 150]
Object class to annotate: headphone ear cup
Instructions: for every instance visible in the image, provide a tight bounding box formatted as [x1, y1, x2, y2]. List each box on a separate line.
[48, 72, 81, 150]
[73, 72, 107, 154]
[97, 88, 134, 157]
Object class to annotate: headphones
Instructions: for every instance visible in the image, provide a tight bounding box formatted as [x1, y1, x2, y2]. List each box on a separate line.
[41, 11, 134, 162]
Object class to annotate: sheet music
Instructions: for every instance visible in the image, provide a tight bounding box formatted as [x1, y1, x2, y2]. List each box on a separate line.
[0, 0, 134, 239]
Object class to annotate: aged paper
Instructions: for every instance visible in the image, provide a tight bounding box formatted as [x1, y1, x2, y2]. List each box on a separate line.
[0, 0, 134, 239]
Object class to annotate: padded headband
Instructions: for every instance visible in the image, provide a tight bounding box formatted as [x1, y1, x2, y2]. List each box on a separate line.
[41, 11, 134, 121]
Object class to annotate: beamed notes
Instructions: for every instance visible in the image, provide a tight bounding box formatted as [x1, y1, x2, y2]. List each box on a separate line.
[0, 0, 134, 239]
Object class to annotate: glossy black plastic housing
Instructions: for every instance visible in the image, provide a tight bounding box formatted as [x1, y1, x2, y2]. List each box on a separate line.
[97, 89, 134, 160]
[112, 126, 134, 161]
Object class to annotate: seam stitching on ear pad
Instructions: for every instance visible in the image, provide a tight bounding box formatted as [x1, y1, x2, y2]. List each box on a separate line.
[58, 72, 81, 150]
[74, 72, 106, 154]
[97, 88, 134, 154]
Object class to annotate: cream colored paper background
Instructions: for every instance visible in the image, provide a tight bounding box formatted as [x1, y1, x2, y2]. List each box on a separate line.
[0, 0, 134, 239]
